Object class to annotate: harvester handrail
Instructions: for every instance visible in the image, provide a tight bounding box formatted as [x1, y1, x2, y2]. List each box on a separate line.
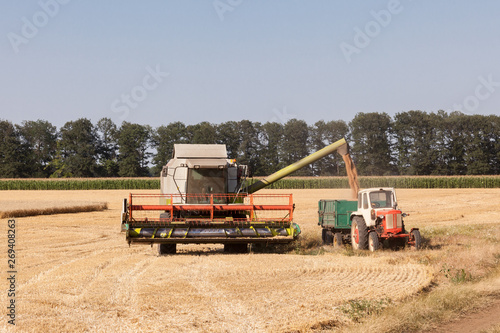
[127, 193, 294, 223]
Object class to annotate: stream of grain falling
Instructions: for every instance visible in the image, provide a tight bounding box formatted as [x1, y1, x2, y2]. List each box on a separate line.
[342, 153, 360, 199]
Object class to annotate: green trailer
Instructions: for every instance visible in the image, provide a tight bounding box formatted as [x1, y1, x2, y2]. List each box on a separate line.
[318, 199, 357, 247]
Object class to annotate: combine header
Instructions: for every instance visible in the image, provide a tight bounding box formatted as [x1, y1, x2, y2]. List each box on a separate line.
[121, 138, 353, 254]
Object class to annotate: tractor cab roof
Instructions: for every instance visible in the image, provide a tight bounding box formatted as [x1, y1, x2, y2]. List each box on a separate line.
[358, 187, 395, 195]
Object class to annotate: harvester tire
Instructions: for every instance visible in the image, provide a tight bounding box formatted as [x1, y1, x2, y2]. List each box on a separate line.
[158, 243, 176, 255]
[351, 216, 368, 250]
[224, 243, 248, 253]
[368, 232, 380, 252]
[410, 230, 422, 250]
[333, 233, 343, 248]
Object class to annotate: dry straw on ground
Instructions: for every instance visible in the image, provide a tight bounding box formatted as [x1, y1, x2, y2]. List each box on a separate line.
[0, 188, 499, 332]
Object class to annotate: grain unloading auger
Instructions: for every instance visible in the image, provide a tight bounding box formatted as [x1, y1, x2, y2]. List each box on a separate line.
[121, 138, 354, 254]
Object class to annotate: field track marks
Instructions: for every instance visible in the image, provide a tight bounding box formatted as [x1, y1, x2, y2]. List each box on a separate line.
[111, 256, 157, 313]
[45, 233, 114, 249]
[58, 251, 144, 306]
[18, 248, 108, 291]
[17, 244, 133, 292]
[187, 259, 263, 332]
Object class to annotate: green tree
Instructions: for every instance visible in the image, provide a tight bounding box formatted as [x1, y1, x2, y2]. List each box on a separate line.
[17, 119, 57, 177]
[309, 120, 349, 176]
[463, 114, 494, 175]
[393, 111, 439, 175]
[259, 122, 284, 176]
[57, 118, 98, 177]
[281, 119, 311, 176]
[216, 121, 240, 159]
[349, 112, 394, 176]
[96, 118, 118, 177]
[0, 120, 25, 178]
[427, 111, 449, 175]
[117, 122, 152, 177]
[441, 112, 468, 175]
[237, 120, 262, 176]
[489, 115, 500, 174]
[151, 122, 187, 175]
[186, 122, 216, 144]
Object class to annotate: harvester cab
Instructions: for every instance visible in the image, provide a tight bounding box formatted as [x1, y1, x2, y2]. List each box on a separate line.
[160, 144, 248, 204]
[122, 138, 354, 255]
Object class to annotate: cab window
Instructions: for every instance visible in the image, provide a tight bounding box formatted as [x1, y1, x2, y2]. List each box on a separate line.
[369, 190, 392, 208]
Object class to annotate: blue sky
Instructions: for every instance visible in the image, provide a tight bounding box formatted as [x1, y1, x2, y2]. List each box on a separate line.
[1, 0, 499, 128]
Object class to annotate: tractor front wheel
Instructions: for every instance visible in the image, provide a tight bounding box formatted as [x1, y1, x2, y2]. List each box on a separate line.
[409, 230, 422, 250]
[368, 232, 380, 252]
[351, 216, 368, 250]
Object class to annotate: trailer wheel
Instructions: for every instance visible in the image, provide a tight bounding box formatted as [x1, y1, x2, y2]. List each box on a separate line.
[368, 232, 380, 252]
[157, 243, 176, 255]
[351, 216, 368, 250]
[325, 230, 334, 245]
[334, 233, 343, 248]
[321, 229, 327, 244]
[410, 230, 422, 250]
[224, 243, 248, 253]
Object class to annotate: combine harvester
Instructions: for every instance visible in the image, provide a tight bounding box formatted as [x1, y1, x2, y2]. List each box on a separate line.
[121, 138, 355, 254]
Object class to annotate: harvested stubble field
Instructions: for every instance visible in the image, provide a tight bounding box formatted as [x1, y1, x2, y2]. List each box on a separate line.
[1, 188, 500, 332]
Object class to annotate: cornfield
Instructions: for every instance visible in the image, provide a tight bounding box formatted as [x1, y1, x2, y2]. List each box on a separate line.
[251, 176, 500, 189]
[0, 178, 160, 190]
[0, 176, 499, 190]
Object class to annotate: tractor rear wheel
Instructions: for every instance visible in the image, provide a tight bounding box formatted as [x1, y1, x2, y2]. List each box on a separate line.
[410, 230, 422, 250]
[368, 232, 380, 252]
[351, 216, 368, 250]
[157, 243, 176, 255]
[334, 232, 343, 248]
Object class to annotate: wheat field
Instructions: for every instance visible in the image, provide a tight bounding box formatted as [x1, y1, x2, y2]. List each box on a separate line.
[1, 188, 500, 332]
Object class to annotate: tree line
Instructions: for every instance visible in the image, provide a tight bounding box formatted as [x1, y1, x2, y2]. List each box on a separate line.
[1, 111, 499, 178]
